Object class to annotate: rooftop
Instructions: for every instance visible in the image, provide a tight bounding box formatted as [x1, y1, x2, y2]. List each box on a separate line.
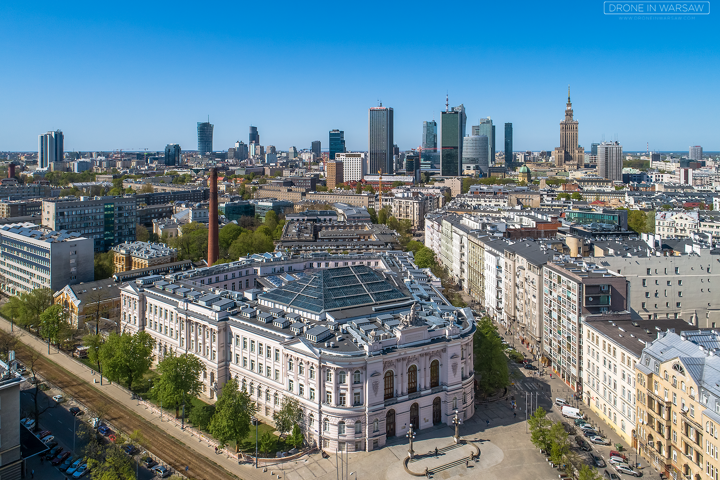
[112, 241, 177, 259]
[0, 222, 85, 243]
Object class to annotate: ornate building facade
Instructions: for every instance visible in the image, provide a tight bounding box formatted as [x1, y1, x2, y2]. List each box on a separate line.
[553, 87, 585, 170]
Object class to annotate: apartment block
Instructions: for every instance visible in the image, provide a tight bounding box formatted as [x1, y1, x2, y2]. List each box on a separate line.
[112, 241, 178, 273]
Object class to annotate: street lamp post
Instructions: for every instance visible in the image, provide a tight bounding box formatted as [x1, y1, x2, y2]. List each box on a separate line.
[406, 424, 416, 459]
[452, 410, 462, 444]
[252, 417, 259, 468]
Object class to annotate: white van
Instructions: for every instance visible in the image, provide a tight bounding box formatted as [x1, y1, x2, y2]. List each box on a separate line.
[561, 405, 583, 419]
[555, 397, 568, 406]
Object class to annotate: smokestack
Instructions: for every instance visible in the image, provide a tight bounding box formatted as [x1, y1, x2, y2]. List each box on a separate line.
[208, 168, 219, 265]
[7, 164, 15, 179]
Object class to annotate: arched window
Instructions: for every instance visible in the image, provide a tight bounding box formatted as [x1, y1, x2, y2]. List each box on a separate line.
[274, 392, 279, 405]
[257, 385, 262, 397]
[384, 371, 394, 400]
[430, 360, 440, 388]
[309, 366, 315, 379]
[289, 359, 294, 371]
[354, 370, 361, 384]
[373, 419, 379, 432]
[309, 414, 314, 428]
[338, 421, 346, 435]
[323, 418, 330, 433]
[265, 389, 270, 401]
[339, 371, 347, 384]
[407, 365, 418, 394]
[355, 421, 361, 434]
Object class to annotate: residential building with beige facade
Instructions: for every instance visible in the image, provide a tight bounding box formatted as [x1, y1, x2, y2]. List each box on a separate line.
[112, 241, 178, 273]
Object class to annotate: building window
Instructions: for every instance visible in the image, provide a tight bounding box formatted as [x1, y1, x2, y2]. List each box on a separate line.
[384, 371, 394, 400]
[407, 365, 418, 394]
[310, 388, 315, 400]
[309, 366, 315, 379]
[430, 360, 440, 388]
[326, 370, 332, 382]
[339, 371, 346, 384]
[338, 421, 345, 435]
[354, 370, 361, 384]
[288, 380, 293, 392]
[355, 421, 361, 434]
[326, 391, 332, 404]
[339, 393, 346, 406]
[288, 359, 293, 371]
[373, 419, 379, 432]
[324, 418, 330, 433]
[354, 392, 361, 405]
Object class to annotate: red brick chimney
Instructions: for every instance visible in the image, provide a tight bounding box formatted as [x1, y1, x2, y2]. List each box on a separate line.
[208, 168, 219, 265]
[8, 164, 15, 179]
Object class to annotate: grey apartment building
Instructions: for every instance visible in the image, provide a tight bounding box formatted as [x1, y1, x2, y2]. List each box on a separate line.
[42, 196, 137, 252]
[0, 222, 94, 295]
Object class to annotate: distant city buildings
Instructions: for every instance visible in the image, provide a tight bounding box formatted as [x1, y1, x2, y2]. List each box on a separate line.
[164, 144, 181, 166]
[689, 145, 703, 160]
[597, 141, 623, 181]
[249, 126, 260, 145]
[335, 153, 366, 182]
[38, 130, 64, 169]
[197, 121, 213, 154]
[504, 123, 513, 168]
[311, 140, 321, 157]
[235, 141, 248, 160]
[473, 119, 495, 166]
[326, 161, 343, 190]
[440, 104, 466, 177]
[368, 106, 394, 174]
[329, 129, 345, 160]
[462, 135, 488, 174]
[422, 120, 437, 149]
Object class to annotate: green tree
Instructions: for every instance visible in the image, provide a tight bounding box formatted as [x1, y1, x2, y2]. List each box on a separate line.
[139, 183, 154, 193]
[367, 208, 378, 224]
[208, 378, 256, 452]
[39, 304, 67, 346]
[570, 192, 582, 201]
[473, 317, 509, 394]
[316, 185, 328, 192]
[272, 397, 303, 438]
[286, 423, 304, 449]
[265, 210, 279, 232]
[136, 224, 150, 242]
[355, 183, 363, 194]
[556, 193, 570, 200]
[578, 464, 603, 480]
[414, 247, 436, 269]
[549, 421, 570, 464]
[228, 230, 274, 258]
[88, 445, 135, 480]
[259, 431, 277, 455]
[377, 207, 389, 225]
[405, 240, 424, 254]
[188, 404, 215, 430]
[219, 223, 243, 251]
[99, 331, 155, 390]
[94, 252, 115, 280]
[152, 352, 206, 418]
[84, 333, 105, 374]
[12, 288, 54, 331]
[528, 407, 553, 452]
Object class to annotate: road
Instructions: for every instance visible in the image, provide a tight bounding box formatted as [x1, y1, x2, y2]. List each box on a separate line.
[20, 381, 155, 480]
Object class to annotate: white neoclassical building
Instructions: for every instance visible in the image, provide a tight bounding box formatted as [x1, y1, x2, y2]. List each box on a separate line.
[120, 264, 475, 452]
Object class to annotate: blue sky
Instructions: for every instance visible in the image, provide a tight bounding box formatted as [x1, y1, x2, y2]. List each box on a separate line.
[0, 0, 717, 153]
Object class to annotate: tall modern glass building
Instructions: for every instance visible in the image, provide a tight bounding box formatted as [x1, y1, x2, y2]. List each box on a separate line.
[311, 141, 321, 157]
[38, 130, 64, 169]
[197, 122, 213, 154]
[440, 105, 466, 177]
[591, 143, 600, 156]
[249, 126, 260, 145]
[473, 118, 495, 165]
[368, 106, 394, 174]
[504, 123, 513, 168]
[164, 144, 181, 166]
[422, 121, 437, 149]
[329, 130, 345, 160]
[462, 135, 489, 174]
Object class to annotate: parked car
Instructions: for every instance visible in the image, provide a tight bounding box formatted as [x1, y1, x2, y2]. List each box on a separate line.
[592, 454, 606, 468]
[37, 430, 52, 439]
[21, 417, 35, 429]
[44, 440, 58, 450]
[52, 451, 72, 466]
[72, 463, 89, 478]
[575, 418, 588, 426]
[97, 425, 111, 436]
[143, 457, 158, 468]
[66, 459, 84, 475]
[52, 394, 65, 403]
[555, 398, 568, 406]
[610, 451, 628, 461]
[578, 423, 596, 431]
[610, 456, 628, 466]
[589, 435, 611, 445]
[604, 470, 621, 480]
[91, 418, 104, 429]
[583, 429, 599, 438]
[60, 456, 79, 472]
[614, 464, 641, 477]
[576, 437, 592, 451]
[123, 444, 137, 455]
[44, 445, 62, 460]
[42, 435, 56, 445]
[151, 465, 171, 478]
[524, 364, 538, 370]
[562, 423, 576, 434]
[70, 407, 82, 416]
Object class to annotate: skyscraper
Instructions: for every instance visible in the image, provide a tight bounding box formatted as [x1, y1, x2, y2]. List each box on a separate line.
[249, 126, 260, 145]
[474, 118, 495, 166]
[235, 141, 248, 161]
[311, 141, 321, 157]
[440, 104, 466, 177]
[689, 146, 703, 160]
[164, 144, 181, 166]
[329, 129, 345, 160]
[288, 146, 298, 159]
[38, 130, 64, 169]
[368, 106, 394, 174]
[462, 135, 489, 174]
[422, 121, 437, 149]
[197, 121, 213, 154]
[553, 87, 584, 169]
[597, 141, 623, 182]
[591, 143, 600, 156]
[326, 161, 343, 190]
[504, 123, 513, 168]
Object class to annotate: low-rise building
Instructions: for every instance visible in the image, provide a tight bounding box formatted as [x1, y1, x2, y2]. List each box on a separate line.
[55, 279, 122, 328]
[277, 222, 399, 253]
[0, 200, 42, 218]
[112, 241, 178, 273]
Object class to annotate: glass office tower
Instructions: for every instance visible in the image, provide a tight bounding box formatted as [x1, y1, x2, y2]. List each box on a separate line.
[197, 122, 214, 154]
[368, 107, 394, 174]
[329, 130, 345, 160]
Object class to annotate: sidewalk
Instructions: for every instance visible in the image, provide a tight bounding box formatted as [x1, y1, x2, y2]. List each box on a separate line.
[0, 317, 269, 480]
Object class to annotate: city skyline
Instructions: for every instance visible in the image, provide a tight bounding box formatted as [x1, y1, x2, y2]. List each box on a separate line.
[1, 1, 717, 152]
